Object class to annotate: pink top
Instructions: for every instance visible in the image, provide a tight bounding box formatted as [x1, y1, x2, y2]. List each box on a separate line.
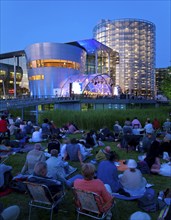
[132, 119, 142, 128]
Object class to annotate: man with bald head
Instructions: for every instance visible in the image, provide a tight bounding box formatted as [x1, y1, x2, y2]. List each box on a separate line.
[95, 146, 111, 162]
[28, 161, 62, 196]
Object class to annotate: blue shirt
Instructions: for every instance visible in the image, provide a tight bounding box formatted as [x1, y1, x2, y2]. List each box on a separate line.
[97, 160, 121, 192]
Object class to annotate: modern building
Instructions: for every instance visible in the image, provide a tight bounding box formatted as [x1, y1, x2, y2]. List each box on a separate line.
[0, 50, 28, 97]
[93, 18, 156, 97]
[0, 39, 119, 98]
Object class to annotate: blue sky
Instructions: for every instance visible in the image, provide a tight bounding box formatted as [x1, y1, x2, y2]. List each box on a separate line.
[0, 0, 170, 68]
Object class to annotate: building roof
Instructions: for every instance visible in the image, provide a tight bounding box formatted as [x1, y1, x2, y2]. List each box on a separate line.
[0, 50, 25, 60]
[67, 39, 113, 54]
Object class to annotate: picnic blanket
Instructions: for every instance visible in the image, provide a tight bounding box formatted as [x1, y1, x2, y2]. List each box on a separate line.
[159, 162, 171, 177]
[112, 192, 143, 200]
[116, 160, 128, 172]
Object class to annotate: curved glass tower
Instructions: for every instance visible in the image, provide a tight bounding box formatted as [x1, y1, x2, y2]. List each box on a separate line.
[93, 19, 156, 97]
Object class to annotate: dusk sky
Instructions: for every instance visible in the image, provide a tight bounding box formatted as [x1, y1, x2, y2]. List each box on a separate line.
[0, 0, 170, 68]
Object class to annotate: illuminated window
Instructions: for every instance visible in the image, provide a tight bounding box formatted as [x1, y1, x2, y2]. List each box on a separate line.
[27, 59, 80, 70]
[29, 75, 44, 80]
[0, 70, 6, 77]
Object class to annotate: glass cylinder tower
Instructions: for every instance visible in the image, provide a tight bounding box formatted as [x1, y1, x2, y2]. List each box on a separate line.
[93, 19, 156, 97]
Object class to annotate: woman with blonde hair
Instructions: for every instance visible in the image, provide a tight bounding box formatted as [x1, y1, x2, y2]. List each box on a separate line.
[74, 163, 114, 219]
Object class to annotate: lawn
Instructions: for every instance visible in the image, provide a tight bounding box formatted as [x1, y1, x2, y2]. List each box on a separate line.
[1, 135, 170, 220]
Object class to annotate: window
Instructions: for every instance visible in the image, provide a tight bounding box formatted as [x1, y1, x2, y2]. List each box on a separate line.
[29, 75, 44, 80]
[27, 59, 80, 70]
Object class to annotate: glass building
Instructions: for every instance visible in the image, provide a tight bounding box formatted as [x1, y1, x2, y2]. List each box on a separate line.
[0, 51, 27, 98]
[0, 39, 118, 98]
[93, 19, 156, 97]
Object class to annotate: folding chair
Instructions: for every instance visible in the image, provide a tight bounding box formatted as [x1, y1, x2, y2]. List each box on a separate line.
[24, 181, 65, 220]
[72, 188, 117, 220]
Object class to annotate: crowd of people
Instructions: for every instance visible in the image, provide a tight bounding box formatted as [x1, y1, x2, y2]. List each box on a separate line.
[0, 113, 171, 220]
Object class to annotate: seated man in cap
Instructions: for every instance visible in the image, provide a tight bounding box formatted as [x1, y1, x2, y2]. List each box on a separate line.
[129, 211, 151, 220]
[119, 159, 147, 196]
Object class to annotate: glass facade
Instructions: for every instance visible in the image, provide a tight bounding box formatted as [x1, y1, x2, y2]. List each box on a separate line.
[93, 19, 156, 97]
[0, 55, 28, 89]
[0, 63, 23, 97]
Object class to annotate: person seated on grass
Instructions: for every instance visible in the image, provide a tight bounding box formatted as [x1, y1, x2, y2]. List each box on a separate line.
[0, 115, 10, 140]
[8, 122, 18, 136]
[97, 151, 130, 196]
[159, 133, 171, 157]
[74, 163, 114, 220]
[84, 129, 99, 148]
[29, 126, 43, 143]
[46, 149, 77, 182]
[124, 117, 132, 126]
[153, 118, 160, 131]
[113, 121, 123, 140]
[95, 146, 111, 163]
[98, 126, 115, 141]
[131, 117, 142, 129]
[77, 139, 93, 159]
[65, 122, 83, 134]
[24, 121, 35, 135]
[144, 119, 154, 134]
[14, 128, 29, 147]
[41, 118, 51, 139]
[60, 137, 70, 158]
[21, 143, 46, 175]
[0, 202, 20, 220]
[162, 118, 171, 132]
[63, 138, 85, 165]
[141, 131, 155, 153]
[47, 134, 61, 153]
[28, 161, 63, 196]
[144, 140, 161, 174]
[119, 159, 147, 196]
[122, 122, 133, 135]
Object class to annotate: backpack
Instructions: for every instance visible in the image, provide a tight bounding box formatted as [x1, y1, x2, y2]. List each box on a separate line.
[138, 188, 165, 212]
[0, 171, 13, 191]
[9, 175, 28, 193]
[0, 164, 13, 191]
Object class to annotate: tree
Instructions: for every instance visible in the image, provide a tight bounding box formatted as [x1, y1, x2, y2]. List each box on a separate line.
[160, 73, 171, 99]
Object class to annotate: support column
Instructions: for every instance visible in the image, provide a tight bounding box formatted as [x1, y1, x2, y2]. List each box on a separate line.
[108, 52, 110, 76]
[35, 105, 38, 125]
[14, 56, 16, 98]
[2, 80, 6, 99]
[21, 108, 24, 120]
[95, 52, 98, 74]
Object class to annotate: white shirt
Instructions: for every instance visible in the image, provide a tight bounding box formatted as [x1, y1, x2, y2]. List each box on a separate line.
[144, 123, 154, 133]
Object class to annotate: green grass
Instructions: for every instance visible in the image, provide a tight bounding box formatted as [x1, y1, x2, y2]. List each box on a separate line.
[1, 136, 170, 220]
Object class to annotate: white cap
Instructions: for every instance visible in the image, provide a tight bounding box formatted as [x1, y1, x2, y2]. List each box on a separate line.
[130, 211, 151, 220]
[127, 159, 137, 169]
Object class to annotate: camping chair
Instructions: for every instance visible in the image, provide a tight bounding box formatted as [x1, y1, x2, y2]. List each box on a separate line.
[24, 181, 65, 220]
[72, 188, 117, 220]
